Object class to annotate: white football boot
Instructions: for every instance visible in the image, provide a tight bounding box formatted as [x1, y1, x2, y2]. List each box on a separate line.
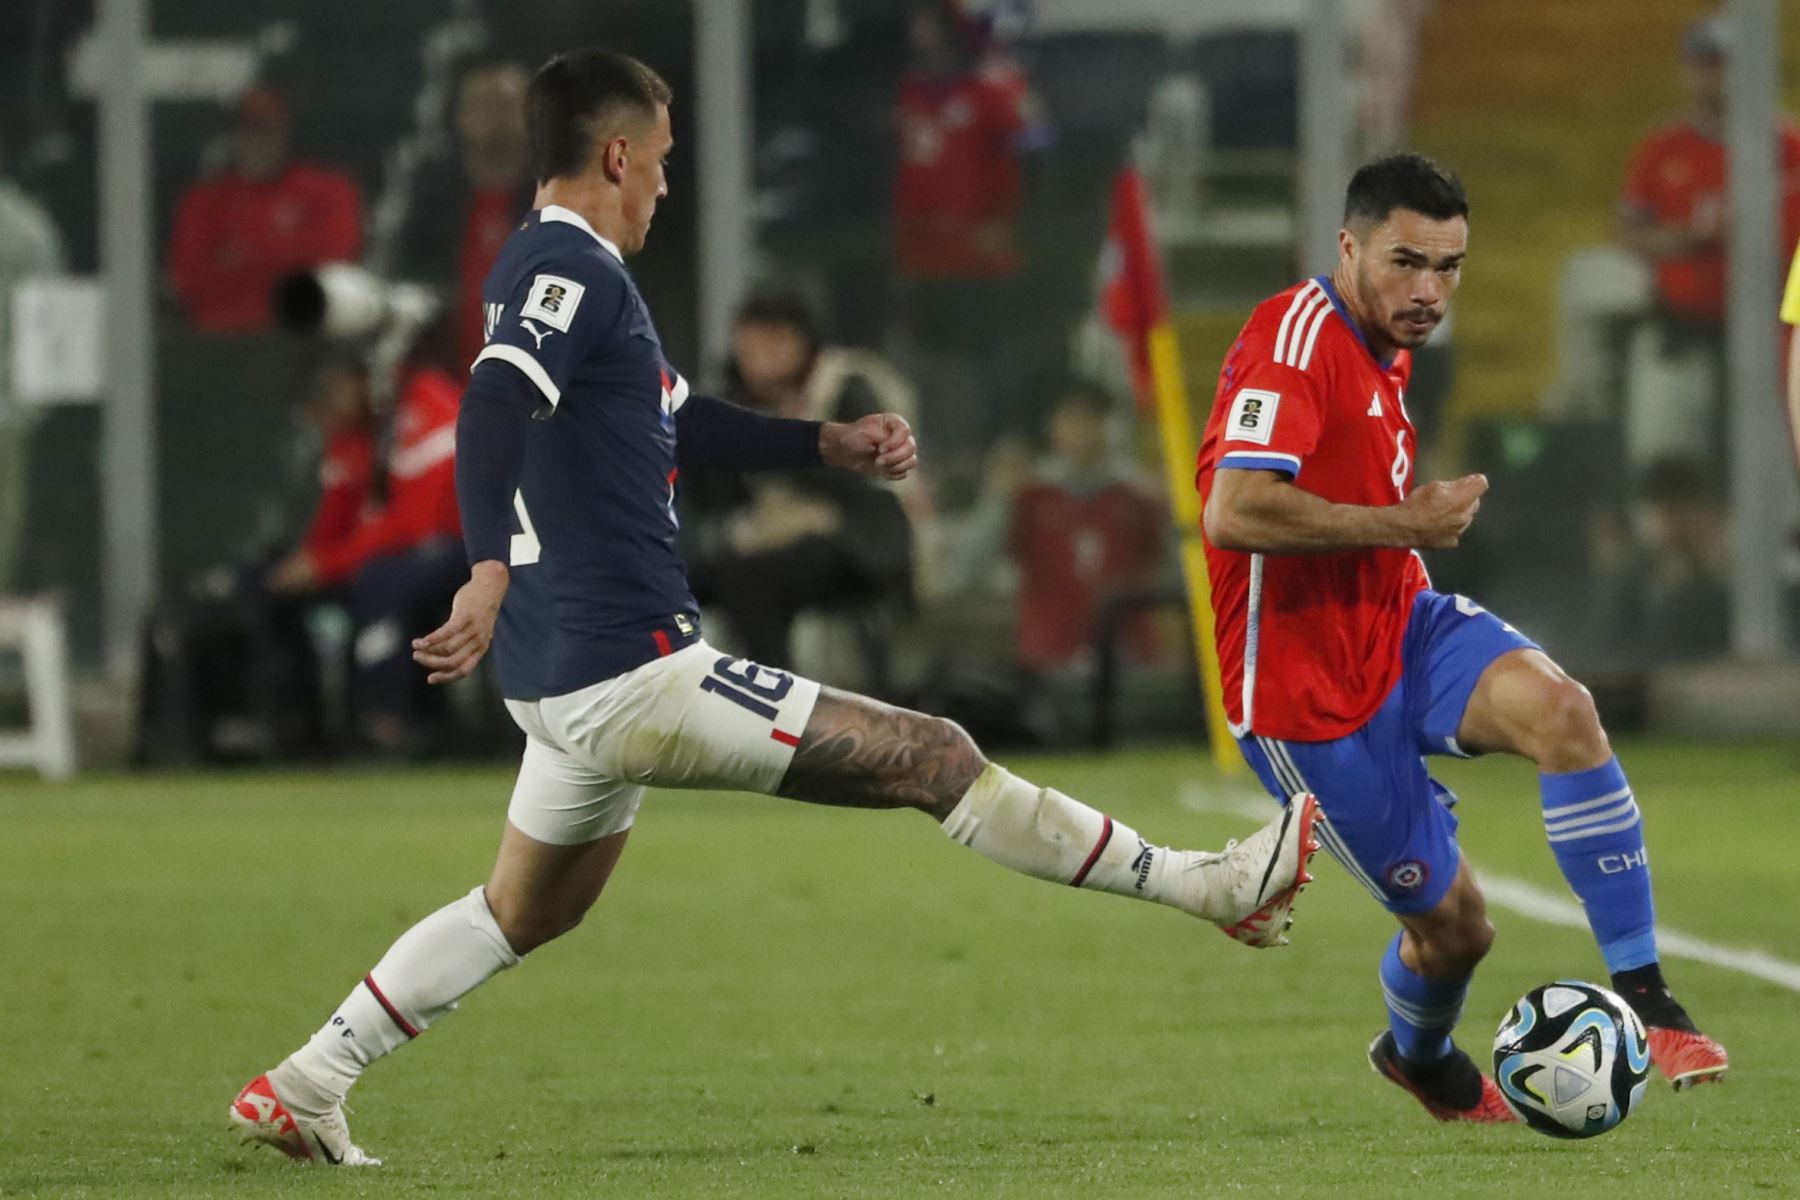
[1197, 793, 1322, 948]
[229, 1072, 381, 1166]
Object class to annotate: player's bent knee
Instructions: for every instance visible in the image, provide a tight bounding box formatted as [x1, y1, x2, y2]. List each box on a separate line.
[916, 714, 986, 811]
[1529, 676, 1610, 771]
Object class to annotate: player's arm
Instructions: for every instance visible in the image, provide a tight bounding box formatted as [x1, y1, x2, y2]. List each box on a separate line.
[410, 362, 534, 683]
[675, 388, 917, 479]
[1204, 467, 1487, 555]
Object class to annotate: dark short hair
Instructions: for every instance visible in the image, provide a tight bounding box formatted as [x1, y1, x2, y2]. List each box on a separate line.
[732, 289, 821, 355]
[1344, 153, 1468, 227]
[527, 48, 672, 183]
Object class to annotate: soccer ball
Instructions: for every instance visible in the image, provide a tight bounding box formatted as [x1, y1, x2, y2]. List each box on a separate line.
[1492, 980, 1651, 1138]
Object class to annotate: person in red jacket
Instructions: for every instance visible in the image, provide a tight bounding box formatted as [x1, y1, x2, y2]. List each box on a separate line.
[268, 356, 465, 753]
[893, 1, 1043, 475]
[1009, 381, 1166, 672]
[894, 1, 1030, 280]
[167, 87, 364, 333]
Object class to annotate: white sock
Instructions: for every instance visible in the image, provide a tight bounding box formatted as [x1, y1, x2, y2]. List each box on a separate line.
[276, 886, 521, 1111]
[942, 763, 1218, 916]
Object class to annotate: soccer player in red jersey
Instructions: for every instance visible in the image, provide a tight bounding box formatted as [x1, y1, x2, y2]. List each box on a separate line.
[1195, 155, 1729, 1123]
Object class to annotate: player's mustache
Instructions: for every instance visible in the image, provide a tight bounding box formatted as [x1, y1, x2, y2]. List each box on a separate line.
[1398, 308, 1441, 323]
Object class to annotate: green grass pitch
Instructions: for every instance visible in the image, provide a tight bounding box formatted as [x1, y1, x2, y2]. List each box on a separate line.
[2, 739, 1796, 1197]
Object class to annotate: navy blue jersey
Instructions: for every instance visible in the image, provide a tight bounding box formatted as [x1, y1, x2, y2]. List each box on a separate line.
[472, 205, 701, 699]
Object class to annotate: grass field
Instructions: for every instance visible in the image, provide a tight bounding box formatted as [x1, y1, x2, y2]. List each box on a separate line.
[2, 739, 1797, 1198]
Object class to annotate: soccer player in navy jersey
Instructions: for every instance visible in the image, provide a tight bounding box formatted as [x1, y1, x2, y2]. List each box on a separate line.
[228, 48, 1322, 1166]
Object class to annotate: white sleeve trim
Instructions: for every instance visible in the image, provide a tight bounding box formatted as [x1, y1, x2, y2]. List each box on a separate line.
[472, 344, 561, 408]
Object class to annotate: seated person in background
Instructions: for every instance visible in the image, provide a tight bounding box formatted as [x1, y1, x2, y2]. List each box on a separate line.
[683, 292, 915, 675]
[167, 87, 363, 334]
[947, 381, 1167, 673]
[247, 353, 378, 754]
[1011, 383, 1166, 674]
[394, 60, 535, 367]
[267, 353, 464, 754]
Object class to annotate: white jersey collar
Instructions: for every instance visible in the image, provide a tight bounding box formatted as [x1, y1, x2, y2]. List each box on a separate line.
[539, 204, 624, 263]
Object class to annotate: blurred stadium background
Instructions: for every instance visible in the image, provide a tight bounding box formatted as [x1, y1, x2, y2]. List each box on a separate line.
[1, 1, 1798, 1194]
[1, 0, 1799, 768]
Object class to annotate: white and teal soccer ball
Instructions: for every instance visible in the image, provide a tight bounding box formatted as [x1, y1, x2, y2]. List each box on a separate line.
[1492, 980, 1651, 1138]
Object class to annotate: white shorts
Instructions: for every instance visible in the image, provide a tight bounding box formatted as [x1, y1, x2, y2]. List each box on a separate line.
[502, 641, 822, 845]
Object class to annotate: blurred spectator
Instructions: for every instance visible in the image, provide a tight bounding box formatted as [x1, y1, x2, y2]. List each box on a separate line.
[1008, 382, 1166, 673]
[893, 0, 1041, 476]
[167, 88, 364, 333]
[684, 292, 915, 676]
[265, 355, 465, 754]
[395, 61, 535, 367]
[0, 148, 66, 593]
[1608, 14, 1800, 660]
[947, 381, 1166, 673]
[1618, 18, 1800, 332]
[894, 1, 1030, 281]
[1348, 0, 1433, 157]
[1615, 14, 1800, 470]
[228, 355, 380, 756]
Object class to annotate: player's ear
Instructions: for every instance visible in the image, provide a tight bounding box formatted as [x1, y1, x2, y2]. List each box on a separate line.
[600, 134, 629, 183]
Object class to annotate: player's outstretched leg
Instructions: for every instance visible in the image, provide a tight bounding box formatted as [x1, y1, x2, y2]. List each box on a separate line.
[776, 687, 1320, 946]
[1365, 864, 1515, 1124]
[232, 823, 628, 1164]
[1459, 649, 1727, 1089]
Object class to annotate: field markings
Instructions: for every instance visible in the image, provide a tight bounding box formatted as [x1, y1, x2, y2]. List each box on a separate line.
[1177, 781, 1800, 994]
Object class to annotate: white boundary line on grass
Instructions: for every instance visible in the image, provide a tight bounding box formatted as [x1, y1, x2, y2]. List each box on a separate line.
[1177, 781, 1800, 994]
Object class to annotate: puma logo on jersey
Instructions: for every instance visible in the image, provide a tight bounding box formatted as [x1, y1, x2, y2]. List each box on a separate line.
[1368, 392, 1383, 417]
[520, 318, 553, 349]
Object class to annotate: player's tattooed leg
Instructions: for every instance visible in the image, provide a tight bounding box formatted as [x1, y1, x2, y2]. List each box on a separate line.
[777, 686, 986, 819]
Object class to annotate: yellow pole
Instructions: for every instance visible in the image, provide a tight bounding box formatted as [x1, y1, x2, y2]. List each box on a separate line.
[1146, 323, 1240, 773]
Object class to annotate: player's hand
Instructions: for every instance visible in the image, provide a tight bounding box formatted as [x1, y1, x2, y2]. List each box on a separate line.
[821, 413, 918, 480]
[1398, 473, 1488, 549]
[411, 561, 509, 684]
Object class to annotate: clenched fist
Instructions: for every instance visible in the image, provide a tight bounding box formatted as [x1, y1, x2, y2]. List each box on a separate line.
[821, 413, 918, 480]
[1397, 473, 1488, 550]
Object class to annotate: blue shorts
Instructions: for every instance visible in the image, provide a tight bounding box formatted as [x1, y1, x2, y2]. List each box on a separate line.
[1237, 589, 1537, 915]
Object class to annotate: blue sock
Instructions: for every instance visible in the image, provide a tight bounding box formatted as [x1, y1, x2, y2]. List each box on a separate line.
[1379, 932, 1468, 1062]
[1540, 757, 1658, 973]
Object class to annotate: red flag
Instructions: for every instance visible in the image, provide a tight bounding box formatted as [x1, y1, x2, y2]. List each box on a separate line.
[1099, 166, 1170, 413]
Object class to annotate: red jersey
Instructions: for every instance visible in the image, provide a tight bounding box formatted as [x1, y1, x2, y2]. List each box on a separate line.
[1619, 119, 1800, 323]
[1195, 277, 1429, 741]
[894, 58, 1028, 278]
[307, 366, 462, 586]
[1010, 474, 1165, 670]
[167, 162, 363, 333]
[298, 426, 375, 564]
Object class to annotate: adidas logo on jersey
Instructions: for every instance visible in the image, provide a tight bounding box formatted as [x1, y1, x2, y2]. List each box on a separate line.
[1368, 392, 1383, 417]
